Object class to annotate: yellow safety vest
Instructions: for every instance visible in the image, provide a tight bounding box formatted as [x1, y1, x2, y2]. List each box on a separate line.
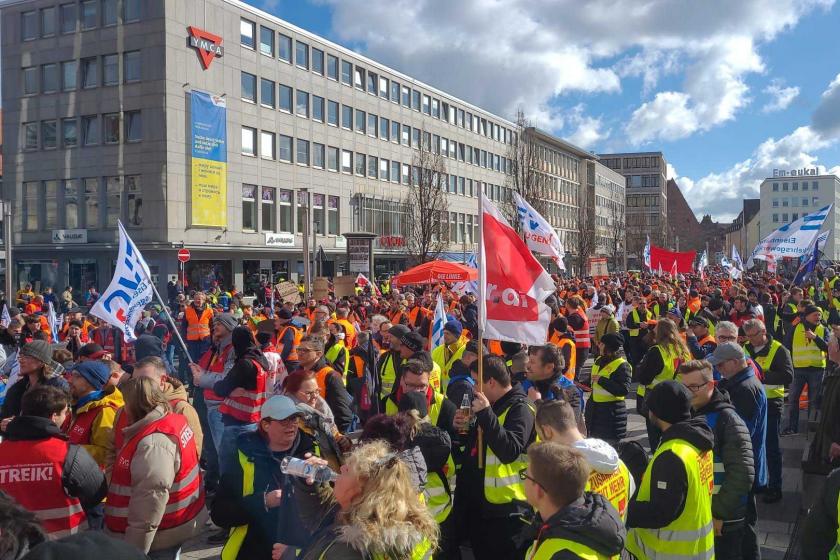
[591, 357, 627, 403]
[636, 344, 682, 399]
[585, 459, 632, 522]
[831, 491, 840, 560]
[484, 402, 535, 504]
[750, 339, 785, 400]
[526, 536, 609, 560]
[431, 341, 466, 390]
[380, 353, 398, 397]
[791, 323, 827, 368]
[325, 342, 350, 381]
[221, 451, 255, 560]
[318, 537, 433, 560]
[626, 438, 715, 560]
[628, 308, 650, 337]
[384, 390, 445, 426]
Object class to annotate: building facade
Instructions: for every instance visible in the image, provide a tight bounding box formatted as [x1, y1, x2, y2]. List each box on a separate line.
[2, 0, 521, 294]
[723, 199, 760, 263]
[758, 171, 840, 260]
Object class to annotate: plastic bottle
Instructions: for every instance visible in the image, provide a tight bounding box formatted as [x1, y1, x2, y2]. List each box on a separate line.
[280, 456, 338, 483]
[459, 393, 472, 434]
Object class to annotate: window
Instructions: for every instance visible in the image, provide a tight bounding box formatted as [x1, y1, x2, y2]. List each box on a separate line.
[296, 90, 309, 117]
[42, 63, 58, 93]
[391, 121, 400, 143]
[313, 143, 325, 168]
[402, 164, 410, 184]
[327, 100, 338, 126]
[23, 122, 37, 149]
[412, 90, 421, 110]
[340, 60, 352, 85]
[412, 128, 421, 147]
[328, 196, 339, 235]
[81, 0, 97, 29]
[355, 109, 366, 133]
[65, 180, 79, 228]
[313, 195, 325, 234]
[278, 135, 292, 162]
[23, 67, 37, 95]
[62, 118, 77, 147]
[341, 105, 352, 129]
[793, 213, 799, 220]
[379, 76, 389, 98]
[102, 54, 118, 86]
[106, 177, 121, 227]
[354, 66, 364, 89]
[391, 161, 400, 183]
[241, 185, 257, 230]
[279, 84, 292, 112]
[260, 131, 275, 160]
[103, 113, 120, 143]
[422, 94, 430, 114]
[355, 153, 366, 176]
[802, 198, 809, 207]
[380, 159, 389, 181]
[782, 182, 789, 191]
[82, 115, 99, 145]
[813, 181, 819, 190]
[23, 182, 39, 231]
[296, 192, 308, 234]
[772, 213, 778, 223]
[301, 43, 321, 73]
[792, 182, 799, 191]
[367, 71, 377, 95]
[402, 124, 410, 146]
[124, 51, 140, 82]
[327, 54, 338, 80]
[327, 146, 339, 171]
[772, 182, 779, 191]
[380, 117, 389, 140]
[42, 120, 57, 149]
[125, 111, 141, 142]
[41, 7, 56, 35]
[782, 198, 789, 207]
[296, 139, 309, 166]
[84, 178, 99, 228]
[278, 34, 292, 62]
[241, 71, 256, 102]
[388, 80, 398, 103]
[259, 26, 274, 56]
[803, 183, 809, 190]
[60, 3, 76, 33]
[240, 18, 255, 48]
[341, 150, 352, 173]
[260, 78, 275, 108]
[782, 213, 789, 222]
[126, 176, 142, 226]
[61, 61, 76, 90]
[22, 11, 37, 40]
[241, 126, 256, 156]
[367, 113, 377, 137]
[262, 187, 276, 232]
[82, 57, 98, 88]
[402, 86, 410, 106]
[43, 181, 57, 228]
[102, 0, 117, 26]
[279, 190, 293, 232]
[295, 41, 309, 69]
[368, 156, 378, 179]
[432, 98, 440, 118]
[123, 0, 140, 22]
[312, 95, 324, 122]
[772, 199, 779, 208]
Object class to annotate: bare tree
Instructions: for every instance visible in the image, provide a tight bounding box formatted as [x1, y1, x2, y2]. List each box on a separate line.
[403, 139, 449, 265]
[504, 108, 545, 230]
[607, 200, 626, 270]
[574, 186, 598, 276]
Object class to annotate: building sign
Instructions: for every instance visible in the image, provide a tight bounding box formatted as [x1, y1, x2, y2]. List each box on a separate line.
[348, 237, 371, 274]
[188, 26, 224, 69]
[190, 90, 227, 228]
[773, 168, 818, 178]
[586, 257, 609, 278]
[265, 232, 295, 247]
[374, 235, 405, 249]
[52, 229, 87, 244]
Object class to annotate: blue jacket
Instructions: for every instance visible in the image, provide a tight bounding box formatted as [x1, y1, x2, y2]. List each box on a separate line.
[719, 365, 768, 489]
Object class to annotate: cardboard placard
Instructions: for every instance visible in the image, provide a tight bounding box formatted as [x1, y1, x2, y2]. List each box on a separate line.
[277, 281, 301, 305]
[333, 276, 357, 299]
[313, 277, 330, 301]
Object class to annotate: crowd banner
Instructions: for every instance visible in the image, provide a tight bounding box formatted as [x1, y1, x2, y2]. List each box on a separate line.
[513, 193, 566, 270]
[748, 204, 833, 266]
[480, 195, 555, 345]
[190, 90, 228, 228]
[648, 245, 696, 274]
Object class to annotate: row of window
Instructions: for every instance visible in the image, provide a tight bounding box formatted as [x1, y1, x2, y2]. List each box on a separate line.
[23, 111, 142, 150]
[771, 181, 820, 192]
[772, 213, 801, 223]
[627, 174, 660, 188]
[22, 175, 141, 232]
[239, 17, 512, 147]
[627, 194, 659, 207]
[771, 196, 821, 208]
[242, 187, 340, 235]
[23, 51, 141, 95]
[21, 0, 141, 40]
[534, 145, 580, 182]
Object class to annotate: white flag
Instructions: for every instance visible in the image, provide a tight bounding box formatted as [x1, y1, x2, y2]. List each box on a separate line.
[731, 245, 744, 280]
[90, 221, 155, 341]
[0, 305, 10, 328]
[513, 193, 566, 270]
[452, 253, 479, 295]
[47, 302, 59, 343]
[431, 293, 447, 350]
[749, 205, 833, 264]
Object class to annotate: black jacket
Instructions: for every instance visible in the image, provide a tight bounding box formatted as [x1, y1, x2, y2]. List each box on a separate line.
[520, 493, 625, 559]
[634, 346, 667, 387]
[627, 417, 714, 529]
[585, 356, 631, 442]
[313, 358, 355, 434]
[801, 466, 840, 560]
[745, 335, 794, 413]
[2, 415, 107, 510]
[1, 375, 70, 422]
[694, 389, 754, 523]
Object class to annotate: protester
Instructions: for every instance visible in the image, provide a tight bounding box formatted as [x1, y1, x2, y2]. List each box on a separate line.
[294, 335, 354, 433]
[785, 303, 828, 435]
[585, 332, 632, 443]
[522, 344, 584, 431]
[1, 341, 68, 425]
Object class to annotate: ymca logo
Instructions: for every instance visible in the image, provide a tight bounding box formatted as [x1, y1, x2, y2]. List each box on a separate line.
[188, 26, 224, 69]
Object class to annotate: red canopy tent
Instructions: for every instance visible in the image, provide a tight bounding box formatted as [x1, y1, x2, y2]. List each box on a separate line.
[393, 260, 478, 286]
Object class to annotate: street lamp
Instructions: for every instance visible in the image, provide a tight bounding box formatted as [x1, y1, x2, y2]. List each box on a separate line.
[0, 201, 12, 304]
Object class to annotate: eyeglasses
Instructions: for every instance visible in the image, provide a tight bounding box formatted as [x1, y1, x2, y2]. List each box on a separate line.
[518, 468, 541, 487]
[297, 348, 316, 355]
[683, 380, 711, 393]
[299, 389, 320, 398]
[717, 335, 737, 342]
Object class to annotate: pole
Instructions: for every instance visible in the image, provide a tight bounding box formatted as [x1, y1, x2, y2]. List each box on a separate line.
[138, 251, 194, 365]
[3, 202, 12, 305]
[477, 184, 485, 468]
[301, 189, 312, 300]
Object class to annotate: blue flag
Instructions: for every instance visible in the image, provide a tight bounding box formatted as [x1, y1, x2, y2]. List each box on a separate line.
[431, 293, 446, 350]
[793, 238, 821, 287]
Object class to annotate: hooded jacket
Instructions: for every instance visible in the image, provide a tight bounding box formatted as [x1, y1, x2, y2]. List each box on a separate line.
[627, 417, 714, 529]
[521, 493, 626, 560]
[70, 384, 124, 471]
[719, 365, 768, 490]
[694, 388, 754, 523]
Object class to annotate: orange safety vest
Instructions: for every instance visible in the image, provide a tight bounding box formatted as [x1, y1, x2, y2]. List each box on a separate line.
[556, 337, 576, 380]
[0, 436, 86, 539]
[185, 306, 213, 341]
[488, 340, 504, 356]
[92, 327, 118, 355]
[277, 325, 303, 362]
[572, 309, 591, 349]
[105, 413, 204, 533]
[198, 344, 233, 402]
[314, 365, 339, 398]
[219, 359, 268, 423]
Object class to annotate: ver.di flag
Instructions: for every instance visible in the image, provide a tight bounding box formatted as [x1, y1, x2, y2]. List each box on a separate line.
[513, 193, 566, 270]
[431, 293, 447, 350]
[748, 204, 833, 265]
[481, 195, 555, 345]
[90, 221, 155, 341]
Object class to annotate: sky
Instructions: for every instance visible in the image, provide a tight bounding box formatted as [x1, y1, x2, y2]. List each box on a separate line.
[246, 0, 840, 223]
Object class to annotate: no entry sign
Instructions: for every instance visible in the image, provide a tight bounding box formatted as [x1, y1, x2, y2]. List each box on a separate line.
[177, 249, 191, 263]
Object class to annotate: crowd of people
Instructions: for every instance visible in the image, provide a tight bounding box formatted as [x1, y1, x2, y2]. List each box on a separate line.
[2, 265, 840, 559]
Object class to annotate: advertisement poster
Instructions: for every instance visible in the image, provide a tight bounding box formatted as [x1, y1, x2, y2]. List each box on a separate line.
[191, 90, 227, 227]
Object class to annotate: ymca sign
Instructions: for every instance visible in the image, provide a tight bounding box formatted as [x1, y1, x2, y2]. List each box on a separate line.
[188, 26, 224, 69]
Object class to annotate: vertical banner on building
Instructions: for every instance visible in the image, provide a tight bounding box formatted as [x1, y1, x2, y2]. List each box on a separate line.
[190, 90, 227, 227]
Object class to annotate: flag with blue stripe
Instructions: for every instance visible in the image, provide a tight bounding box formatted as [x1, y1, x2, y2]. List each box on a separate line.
[0, 305, 9, 328]
[793, 237, 821, 287]
[749, 204, 833, 264]
[431, 293, 446, 350]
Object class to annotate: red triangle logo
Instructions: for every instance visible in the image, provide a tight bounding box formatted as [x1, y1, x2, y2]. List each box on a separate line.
[188, 26, 223, 70]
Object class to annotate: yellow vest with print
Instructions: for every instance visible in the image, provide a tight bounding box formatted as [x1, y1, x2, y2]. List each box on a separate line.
[591, 357, 627, 403]
[750, 339, 785, 400]
[791, 322, 826, 368]
[484, 402, 535, 505]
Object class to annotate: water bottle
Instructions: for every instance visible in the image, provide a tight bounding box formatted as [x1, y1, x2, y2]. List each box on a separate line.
[280, 456, 338, 483]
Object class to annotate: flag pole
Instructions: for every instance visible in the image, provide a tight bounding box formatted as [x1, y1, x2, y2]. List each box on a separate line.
[477, 186, 485, 468]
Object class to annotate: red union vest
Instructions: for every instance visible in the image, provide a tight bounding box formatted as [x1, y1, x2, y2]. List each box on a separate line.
[92, 327, 118, 355]
[0, 436, 86, 539]
[68, 398, 120, 447]
[199, 344, 233, 402]
[105, 413, 204, 533]
[114, 398, 189, 451]
[219, 359, 268, 423]
[573, 309, 591, 349]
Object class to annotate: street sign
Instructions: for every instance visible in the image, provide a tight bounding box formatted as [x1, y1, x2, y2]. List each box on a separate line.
[177, 249, 191, 263]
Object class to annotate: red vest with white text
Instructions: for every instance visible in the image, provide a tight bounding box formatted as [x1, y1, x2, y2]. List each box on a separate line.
[199, 344, 233, 402]
[219, 359, 268, 423]
[573, 309, 591, 349]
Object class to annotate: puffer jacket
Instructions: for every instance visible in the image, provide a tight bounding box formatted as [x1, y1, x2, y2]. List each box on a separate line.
[69, 384, 124, 471]
[584, 355, 631, 443]
[801, 466, 840, 560]
[694, 388, 755, 523]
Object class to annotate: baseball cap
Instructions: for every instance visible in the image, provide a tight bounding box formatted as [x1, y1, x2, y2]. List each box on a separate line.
[260, 395, 303, 421]
[706, 341, 745, 366]
[78, 343, 108, 360]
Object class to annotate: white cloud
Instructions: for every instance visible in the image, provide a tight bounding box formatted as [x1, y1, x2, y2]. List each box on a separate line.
[762, 80, 800, 113]
[626, 92, 699, 143]
[812, 72, 840, 138]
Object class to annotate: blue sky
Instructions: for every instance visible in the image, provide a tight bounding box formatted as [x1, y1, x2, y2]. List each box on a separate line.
[246, 0, 840, 222]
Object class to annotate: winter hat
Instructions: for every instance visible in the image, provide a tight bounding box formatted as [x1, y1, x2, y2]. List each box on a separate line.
[599, 333, 623, 353]
[645, 380, 692, 425]
[464, 339, 487, 356]
[77, 343, 107, 360]
[443, 319, 463, 336]
[277, 308, 293, 320]
[803, 304, 822, 316]
[400, 331, 425, 353]
[20, 340, 57, 367]
[72, 361, 111, 390]
[214, 313, 238, 332]
[398, 391, 429, 418]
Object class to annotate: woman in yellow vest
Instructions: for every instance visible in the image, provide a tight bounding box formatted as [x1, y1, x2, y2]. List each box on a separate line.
[586, 333, 632, 444]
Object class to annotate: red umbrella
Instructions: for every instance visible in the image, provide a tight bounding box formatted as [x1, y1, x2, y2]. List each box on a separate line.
[393, 260, 478, 286]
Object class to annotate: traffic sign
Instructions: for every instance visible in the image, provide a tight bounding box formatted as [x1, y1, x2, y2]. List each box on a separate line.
[177, 249, 191, 263]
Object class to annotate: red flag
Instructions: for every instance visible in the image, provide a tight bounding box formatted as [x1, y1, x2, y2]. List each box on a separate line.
[480, 196, 555, 345]
[649, 245, 696, 273]
[670, 260, 677, 278]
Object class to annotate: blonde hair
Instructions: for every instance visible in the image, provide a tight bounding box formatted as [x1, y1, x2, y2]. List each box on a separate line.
[120, 376, 170, 424]
[654, 318, 690, 359]
[338, 440, 439, 555]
